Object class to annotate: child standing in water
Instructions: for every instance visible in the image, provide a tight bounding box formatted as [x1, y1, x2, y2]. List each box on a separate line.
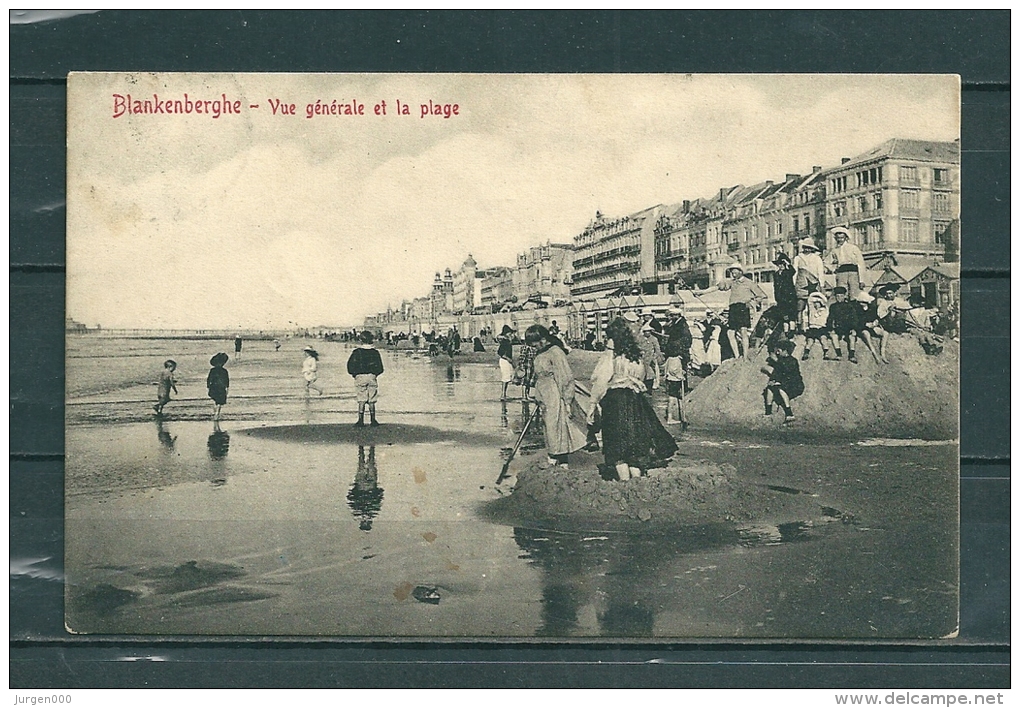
[761, 339, 804, 423]
[153, 359, 178, 415]
[207, 352, 230, 421]
[302, 347, 324, 396]
[347, 330, 384, 427]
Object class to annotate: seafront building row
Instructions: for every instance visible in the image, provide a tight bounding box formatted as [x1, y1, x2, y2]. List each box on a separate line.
[367, 137, 960, 341]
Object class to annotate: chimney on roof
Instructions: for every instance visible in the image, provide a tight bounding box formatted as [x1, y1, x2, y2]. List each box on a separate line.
[812, 165, 822, 173]
[786, 173, 801, 181]
[682, 200, 690, 212]
[719, 187, 727, 201]
[841, 157, 851, 164]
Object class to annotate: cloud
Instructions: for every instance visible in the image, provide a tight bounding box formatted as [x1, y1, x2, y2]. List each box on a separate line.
[67, 73, 959, 328]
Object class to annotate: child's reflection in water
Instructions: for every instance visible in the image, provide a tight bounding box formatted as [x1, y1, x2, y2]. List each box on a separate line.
[348, 446, 384, 531]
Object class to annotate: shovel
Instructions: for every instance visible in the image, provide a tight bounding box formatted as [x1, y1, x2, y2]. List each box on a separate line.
[496, 403, 541, 485]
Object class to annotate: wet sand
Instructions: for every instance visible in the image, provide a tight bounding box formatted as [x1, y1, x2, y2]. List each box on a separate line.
[64, 336, 958, 638]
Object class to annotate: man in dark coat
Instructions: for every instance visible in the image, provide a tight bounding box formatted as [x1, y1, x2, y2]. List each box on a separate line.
[662, 303, 693, 367]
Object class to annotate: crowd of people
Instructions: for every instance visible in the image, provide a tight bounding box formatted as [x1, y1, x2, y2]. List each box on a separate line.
[495, 226, 955, 475]
[497, 312, 689, 481]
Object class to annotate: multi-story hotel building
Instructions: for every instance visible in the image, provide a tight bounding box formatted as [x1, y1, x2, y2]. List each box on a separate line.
[369, 138, 959, 329]
[513, 242, 574, 305]
[650, 138, 959, 290]
[570, 206, 659, 298]
[822, 138, 960, 261]
[480, 266, 515, 310]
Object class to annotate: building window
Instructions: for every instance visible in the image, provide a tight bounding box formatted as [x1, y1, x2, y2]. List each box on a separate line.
[858, 196, 868, 213]
[933, 191, 951, 213]
[870, 221, 883, 245]
[776, 221, 783, 235]
[833, 200, 846, 218]
[933, 168, 949, 184]
[856, 168, 880, 187]
[873, 191, 883, 211]
[855, 224, 867, 245]
[900, 165, 918, 183]
[901, 219, 919, 242]
[792, 216, 799, 233]
[934, 221, 951, 244]
[804, 214, 811, 232]
[900, 189, 920, 210]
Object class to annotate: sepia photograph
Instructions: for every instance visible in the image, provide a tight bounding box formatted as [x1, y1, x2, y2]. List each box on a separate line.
[65, 72, 960, 638]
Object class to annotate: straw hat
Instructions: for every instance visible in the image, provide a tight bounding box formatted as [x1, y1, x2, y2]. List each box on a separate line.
[798, 238, 819, 252]
[622, 310, 639, 323]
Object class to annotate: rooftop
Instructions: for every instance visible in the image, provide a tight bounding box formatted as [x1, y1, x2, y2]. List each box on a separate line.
[837, 138, 960, 170]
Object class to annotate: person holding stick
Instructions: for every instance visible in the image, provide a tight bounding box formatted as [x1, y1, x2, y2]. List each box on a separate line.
[524, 324, 586, 469]
[662, 303, 692, 429]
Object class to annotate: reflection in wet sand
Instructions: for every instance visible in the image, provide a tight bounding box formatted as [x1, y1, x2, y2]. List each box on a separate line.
[514, 522, 819, 637]
[65, 341, 959, 638]
[155, 419, 177, 453]
[207, 421, 230, 486]
[348, 446, 384, 531]
[207, 424, 230, 460]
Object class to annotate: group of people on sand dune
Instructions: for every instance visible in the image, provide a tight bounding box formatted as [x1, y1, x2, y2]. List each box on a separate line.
[497, 226, 952, 476]
[151, 331, 386, 426]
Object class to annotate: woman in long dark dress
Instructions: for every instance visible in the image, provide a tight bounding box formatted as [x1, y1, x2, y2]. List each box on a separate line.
[588, 318, 678, 481]
[771, 251, 799, 333]
[207, 352, 230, 421]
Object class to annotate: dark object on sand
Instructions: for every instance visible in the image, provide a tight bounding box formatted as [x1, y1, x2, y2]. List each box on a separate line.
[496, 404, 541, 485]
[412, 585, 441, 604]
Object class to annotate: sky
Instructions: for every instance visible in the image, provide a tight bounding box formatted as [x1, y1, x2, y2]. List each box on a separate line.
[67, 73, 959, 329]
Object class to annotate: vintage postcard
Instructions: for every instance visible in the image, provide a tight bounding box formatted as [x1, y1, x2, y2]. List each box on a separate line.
[66, 73, 960, 638]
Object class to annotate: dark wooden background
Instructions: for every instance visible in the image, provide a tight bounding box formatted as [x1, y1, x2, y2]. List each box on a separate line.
[10, 10, 1010, 688]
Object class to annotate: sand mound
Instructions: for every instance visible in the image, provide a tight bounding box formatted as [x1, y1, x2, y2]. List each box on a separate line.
[685, 334, 958, 440]
[485, 456, 834, 529]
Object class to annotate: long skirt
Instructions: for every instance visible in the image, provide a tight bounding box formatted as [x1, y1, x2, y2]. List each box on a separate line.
[534, 383, 586, 456]
[600, 387, 678, 468]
